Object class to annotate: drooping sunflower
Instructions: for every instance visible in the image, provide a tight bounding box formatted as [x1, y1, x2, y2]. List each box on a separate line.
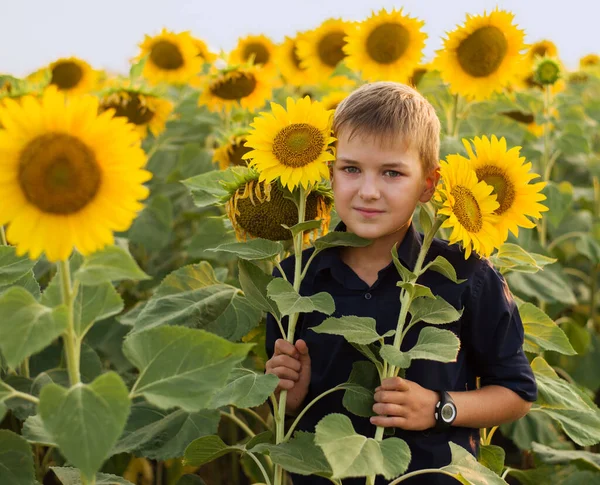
[223, 169, 332, 242]
[580, 54, 600, 69]
[229, 35, 277, 75]
[213, 132, 252, 170]
[525, 40, 558, 65]
[31, 57, 98, 95]
[435, 157, 501, 259]
[276, 34, 317, 86]
[242, 96, 335, 191]
[136, 29, 202, 85]
[296, 19, 353, 81]
[98, 85, 173, 139]
[433, 9, 525, 100]
[198, 64, 273, 113]
[343, 8, 426, 83]
[462, 135, 548, 242]
[320, 90, 348, 111]
[0, 87, 151, 262]
[191, 35, 217, 64]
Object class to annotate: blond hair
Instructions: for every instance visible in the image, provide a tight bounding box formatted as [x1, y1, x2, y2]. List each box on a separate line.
[333, 81, 440, 173]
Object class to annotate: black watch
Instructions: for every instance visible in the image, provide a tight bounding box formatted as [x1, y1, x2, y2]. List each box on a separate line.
[433, 390, 457, 430]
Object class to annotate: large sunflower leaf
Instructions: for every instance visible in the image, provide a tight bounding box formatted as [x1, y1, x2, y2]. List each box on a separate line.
[182, 166, 253, 208]
[39, 372, 131, 481]
[209, 239, 284, 261]
[342, 361, 378, 418]
[312, 232, 372, 252]
[74, 245, 150, 285]
[518, 302, 576, 355]
[267, 278, 335, 317]
[51, 467, 134, 485]
[0, 246, 37, 286]
[409, 295, 463, 326]
[209, 367, 278, 409]
[238, 259, 281, 319]
[310, 315, 393, 345]
[124, 325, 252, 411]
[0, 430, 37, 485]
[441, 442, 508, 485]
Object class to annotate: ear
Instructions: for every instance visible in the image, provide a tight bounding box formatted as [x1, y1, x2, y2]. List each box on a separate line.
[419, 167, 440, 203]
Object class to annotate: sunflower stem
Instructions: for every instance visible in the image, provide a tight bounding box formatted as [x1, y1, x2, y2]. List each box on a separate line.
[0, 226, 6, 245]
[59, 260, 81, 386]
[538, 84, 553, 249]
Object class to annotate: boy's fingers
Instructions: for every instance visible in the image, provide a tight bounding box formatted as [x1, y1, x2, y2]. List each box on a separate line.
[269, 355, 301, 372]
[274, 339, 300, 359]
[278, 379, 295, 391]
[379, 377, 410, 391]
[271, 367, 300, 382]
[295, 339, 309, 355]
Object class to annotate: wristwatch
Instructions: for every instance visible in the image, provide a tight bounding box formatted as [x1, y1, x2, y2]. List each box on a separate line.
[433, 390, 457, 430]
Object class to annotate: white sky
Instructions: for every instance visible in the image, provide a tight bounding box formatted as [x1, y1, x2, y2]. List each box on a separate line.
[1, 0, 598, 77]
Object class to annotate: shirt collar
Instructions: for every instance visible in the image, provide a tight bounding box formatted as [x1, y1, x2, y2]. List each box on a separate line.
[311, 219, 423, 285]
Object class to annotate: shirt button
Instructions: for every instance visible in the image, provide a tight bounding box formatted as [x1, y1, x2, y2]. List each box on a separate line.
[365, 292, 372, 300]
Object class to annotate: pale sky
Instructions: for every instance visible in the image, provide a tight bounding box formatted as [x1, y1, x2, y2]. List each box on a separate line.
[1, 0, 598, 77]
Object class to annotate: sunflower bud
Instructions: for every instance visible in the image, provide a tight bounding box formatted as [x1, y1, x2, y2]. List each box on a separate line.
[533, 57, 561, 86]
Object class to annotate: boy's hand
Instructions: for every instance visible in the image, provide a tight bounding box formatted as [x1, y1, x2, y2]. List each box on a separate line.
[265, 339, 311, 415]
[370, 377, 439, 431]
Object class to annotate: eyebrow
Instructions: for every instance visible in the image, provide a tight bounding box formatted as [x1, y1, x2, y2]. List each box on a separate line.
[336, 158, 408, 169]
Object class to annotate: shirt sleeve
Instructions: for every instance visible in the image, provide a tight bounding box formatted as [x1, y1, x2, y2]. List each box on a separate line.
[464, 259, 538, 402]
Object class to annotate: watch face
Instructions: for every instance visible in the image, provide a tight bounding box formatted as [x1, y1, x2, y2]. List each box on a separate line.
[441, 403, 456, 423]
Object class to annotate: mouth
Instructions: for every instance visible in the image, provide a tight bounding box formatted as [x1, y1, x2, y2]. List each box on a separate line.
[354, 207, 385, 216]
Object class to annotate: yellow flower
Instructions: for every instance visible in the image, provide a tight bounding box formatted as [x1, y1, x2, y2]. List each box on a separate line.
[276, 34, 317, 86]
[343, 8, 426, 82]
[433, 8, 525, 100]
[31, 57, 98, 95]
[214, 134, 252, 170]
[525, 40, 558, 65]
[463, 135, 548, 241]
[98, 87, 173, 139]
[0, 87, 151, 262]
[225, 170, 332, 242]
[136, 29, 202, 85]
[229, 34, 277, 75]
[191, 35, 217, 63]
[243, 96, 335, 190]
[580, 54, 600, 69]
[435, 157, 501, 259]
[198, 64, 273, 113]
[408, 64, 430, 87]
[296, 19, 353, 82]
[320, 90, 348, 111]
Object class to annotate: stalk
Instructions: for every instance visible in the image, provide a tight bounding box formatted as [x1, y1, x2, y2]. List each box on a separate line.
[538, 84, 552, 249]
[59, 260, 81, 386]
[0, 226, 7, 245]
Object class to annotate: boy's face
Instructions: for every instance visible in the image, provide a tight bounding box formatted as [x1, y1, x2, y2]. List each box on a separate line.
[331, 129, 438, 241]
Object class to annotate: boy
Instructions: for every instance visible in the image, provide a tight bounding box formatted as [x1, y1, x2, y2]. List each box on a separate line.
[265, 82, 537, 484]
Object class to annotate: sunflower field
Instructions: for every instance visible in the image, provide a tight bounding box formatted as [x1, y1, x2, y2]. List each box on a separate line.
[1, 6, 600, 485]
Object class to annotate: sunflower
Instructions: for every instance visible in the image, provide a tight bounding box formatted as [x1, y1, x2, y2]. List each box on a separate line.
[276, 35, 316, 86]
[433, 9, 525, 100]
[343, 8, 426, 83]
[500, 110, 545, 137]
[296, 19, 353, 81]
[462, 135, 548, 242]
[98, 86, 173, 139]
[136, 29, 202, 85]
[229, 34, 277, 74]
[580, 54, 600, 69]
[435, 157, 501, 259]
[213, 133, 252, 170]
[408, 64, 430, 87]
[224, 170, 332, 242]
[320, 91, 348, 111]
[198, 64, 273, 113]
[35, 57, 98, 95]
[191, 35, 217, 64]
[525, 40, 558, 65]
[242, 96, 335, 191]
[0, 87, 151, 262]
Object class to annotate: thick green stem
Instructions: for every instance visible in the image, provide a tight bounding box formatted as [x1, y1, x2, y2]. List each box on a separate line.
[386, 469, 457, 484]
[0, 226, 7, 245]
[538, 84, 552, 249]
[59, 260, 81, 386]
[247, 452, 273, 485]
[220, 409, 256, 438]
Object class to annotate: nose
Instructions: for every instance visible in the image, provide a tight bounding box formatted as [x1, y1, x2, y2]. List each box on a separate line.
[358, 174, 380, 200]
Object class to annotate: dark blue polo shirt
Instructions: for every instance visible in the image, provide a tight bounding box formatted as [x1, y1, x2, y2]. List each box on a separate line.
[266, 221, 537, 485]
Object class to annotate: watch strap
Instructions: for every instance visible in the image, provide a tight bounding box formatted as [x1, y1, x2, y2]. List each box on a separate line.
[433, 390, 456, 431]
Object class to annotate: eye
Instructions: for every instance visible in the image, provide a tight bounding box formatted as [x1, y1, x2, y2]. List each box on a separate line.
[342, 166, 360, 174]
[384, 170, 403, 178]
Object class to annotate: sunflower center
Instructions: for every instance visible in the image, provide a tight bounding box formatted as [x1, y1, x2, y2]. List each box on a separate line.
[243, 42, 270, 65]
[475, 165, 515, 215]
[532, 45, 549, 57]
[451, 185, 482, 232]
[456, 26, 508, 77]
[210, 73, 257, 100]
[51, 62, 84, 90]
[150, 40, 184, 70]
[366, 23, 410, 64]
[18, 133, 101, 214]
[230, 140, 252, 166]
[318, 31, 347, 67]
[410, 67, 427, 86]
[272, 123, 325, 168]
[102, 93, 155, 125]
[501, 110, 534, 124]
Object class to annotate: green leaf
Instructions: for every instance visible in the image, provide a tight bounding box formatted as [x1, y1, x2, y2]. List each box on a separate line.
[576, 234, 600, 264]
[380, 345, 411, 369]
[39, 372, 131, 481]
[310, 315, 392, 345]
[532, 442, 600, 472]
[182, 166, 252, 208]
[519, 302, 576, 355]
[208, 239, 283, 261]
[238, 260, 280, 319]
[52, 467, 135, 485]
[561, 319, 591, 355]
[113, 403, 219, 460]
[209, 367, 278, 408]
[423, 255, 466, 283]
[22, 414, 56, 446]
[491, 243, 556, 273]
[0, 270, 41, 299]
[255, 431, 333, 477]
[391, 244, 415, 282]
[556, 133, 590, 158]
[350, 343, 384, 374]
[478, 444, 505, 475]
[176, 475, 207, 485]
[0, 430, 37, 485]
[312, 232, 372, 251]
[385, 327, 460, 366]
[282, 220, 323, 238]
[0, 287, 68, 369]
[397, 282, 435, 300]
[74, 246, 150, 285]
[441, 442, 508, 485]
[267, 278, 335, 317]
[506, 266, 577, 305]
[0, 246, 37, 286]
[342, 361, 378, 418]
[124, 326, 252, 411]
[507, 465, 585, 485]
[128, 195, 173, 252]
[409, 295, 463, 325]
[542, 181, 573, 229]
[500, 411, 573, 452]
[314, 413, 410, 479]
[187, 216, 236, 260]
[129, 54, 147, 79]
[184, 435, 238, 466]
[419, 205, 433, 235]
